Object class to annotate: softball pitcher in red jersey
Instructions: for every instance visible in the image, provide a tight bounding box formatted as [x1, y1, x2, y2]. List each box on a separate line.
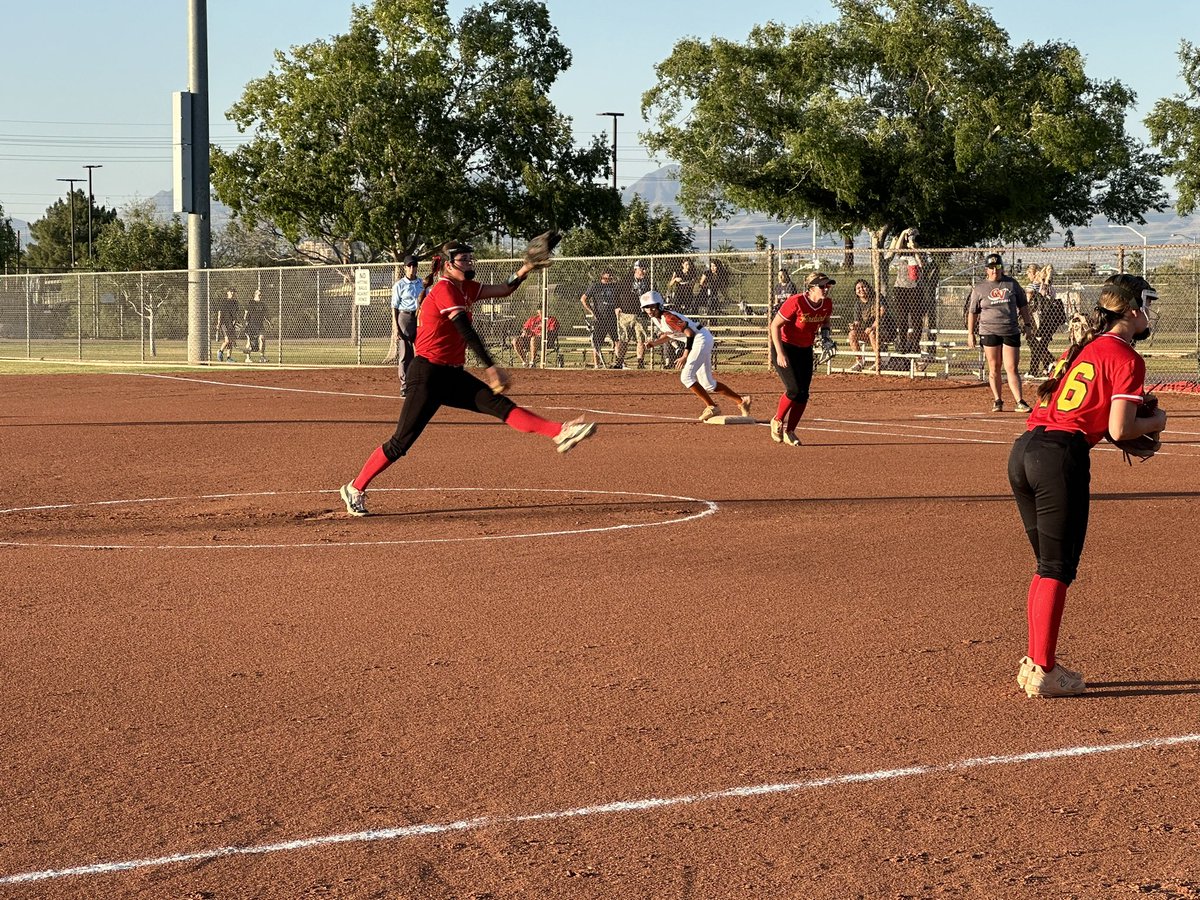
[338, 241, 596, 516]
[1007, 274, 1167, 697]
[768, 272, 834, 445]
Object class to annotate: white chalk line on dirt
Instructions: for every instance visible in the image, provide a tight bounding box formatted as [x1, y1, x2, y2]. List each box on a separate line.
[120, 371, 399, 399]
[2, 732, 1196, 887]
[0, 487, 717, 550]
[116, 375, 1200, 449]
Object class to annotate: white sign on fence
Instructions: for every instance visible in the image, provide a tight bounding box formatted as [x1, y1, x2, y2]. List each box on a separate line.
[354, 269, 372, 306]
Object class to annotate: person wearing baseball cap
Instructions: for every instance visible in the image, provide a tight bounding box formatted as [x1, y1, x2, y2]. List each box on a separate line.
[386, 254, 425, 394]
[640, 291, 751, 421]
[966, 252, 1035, 413]
[768, 272, 836, 445]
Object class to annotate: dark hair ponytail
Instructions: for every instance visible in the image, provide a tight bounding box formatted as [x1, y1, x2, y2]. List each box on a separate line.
[423, 254, 444, 291]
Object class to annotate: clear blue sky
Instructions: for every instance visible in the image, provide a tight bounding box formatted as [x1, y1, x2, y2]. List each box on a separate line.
[1, 1, 1197, 231]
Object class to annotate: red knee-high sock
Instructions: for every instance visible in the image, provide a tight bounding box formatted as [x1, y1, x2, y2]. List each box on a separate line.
[505, 406, 561, 438]
[786, 401, 808, 431]
[1029, 577, 1068, 670]
[1026, 574, 1042, 658]
[353, 446, 392, 492]
[775, 395, 792, 422]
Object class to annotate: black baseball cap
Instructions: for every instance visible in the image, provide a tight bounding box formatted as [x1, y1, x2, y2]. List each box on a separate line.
[402, 254, 417, 266]
[985, 253, 1003, 268]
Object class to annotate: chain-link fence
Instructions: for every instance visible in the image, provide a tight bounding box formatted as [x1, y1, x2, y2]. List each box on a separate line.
[3, 246, 1198, 386]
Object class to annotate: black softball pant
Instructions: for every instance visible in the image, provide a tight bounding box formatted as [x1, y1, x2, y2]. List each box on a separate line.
[776, 342, 815, 404]
[1007, 427, 1092, 585]
[382, 356, 516, 461]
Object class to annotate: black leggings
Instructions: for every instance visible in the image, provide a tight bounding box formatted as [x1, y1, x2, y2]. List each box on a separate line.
[777, 342, 815, 404]
[382, 356, 516, 461]
[1007, 427, 1092, 585]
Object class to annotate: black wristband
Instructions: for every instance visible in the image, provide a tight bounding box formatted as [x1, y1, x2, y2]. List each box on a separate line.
[685, 334, 694, 353]
[820, 326, 831, 342]
[506, 273, 526, 290]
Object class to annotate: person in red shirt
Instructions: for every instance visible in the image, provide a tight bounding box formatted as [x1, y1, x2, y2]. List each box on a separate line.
[338, 240, 596, 516]
[511, 311, 558, 368]
[768, 271, 835, 445]
[1007, 274, 1167, 698]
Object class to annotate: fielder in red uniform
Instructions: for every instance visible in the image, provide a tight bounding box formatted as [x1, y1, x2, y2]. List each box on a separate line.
[338, 241, 596, 516]
[768, 271, 834, 445]
[1007, 274, 1167, 697]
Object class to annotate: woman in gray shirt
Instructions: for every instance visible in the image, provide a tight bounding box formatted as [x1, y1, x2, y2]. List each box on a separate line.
[966, 252, 1035, 413]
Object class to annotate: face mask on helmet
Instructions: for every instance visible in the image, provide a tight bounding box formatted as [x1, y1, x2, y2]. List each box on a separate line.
[448, 245, 476, 281]
[1132, 287, 1157, 343]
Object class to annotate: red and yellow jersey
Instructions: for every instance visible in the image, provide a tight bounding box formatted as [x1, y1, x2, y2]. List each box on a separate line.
[1029, 333, 1146, 446]
[415, 278, 483, 366]
[777, 293, 833, 347]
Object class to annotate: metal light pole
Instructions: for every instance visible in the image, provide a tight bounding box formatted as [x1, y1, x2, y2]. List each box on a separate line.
[1108, 223, 1147, 276]
[83, 164, 102, 262]
[56, 177, 84, 268]
[597, 112, 624, 191]
[778, 222, 804, 261]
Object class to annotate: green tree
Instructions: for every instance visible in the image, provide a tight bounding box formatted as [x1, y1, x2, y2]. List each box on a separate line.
[0, 203, 18, 272]
[213, 0, 619, 263]
[212, 218, 296, 268]
[677, 177, 736, 253]
[1147, 40, 1200, 216]
[95, 200, 187, 272]
[642, 0, 1165, 271]
[557, 194, 695, 256]
[24, 191, 117, 272]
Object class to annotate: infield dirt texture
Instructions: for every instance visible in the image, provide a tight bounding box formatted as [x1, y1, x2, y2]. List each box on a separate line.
[1, 368, 1198, 898]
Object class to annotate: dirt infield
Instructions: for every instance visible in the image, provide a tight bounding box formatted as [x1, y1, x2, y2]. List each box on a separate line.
[2, 367, 1198, 899]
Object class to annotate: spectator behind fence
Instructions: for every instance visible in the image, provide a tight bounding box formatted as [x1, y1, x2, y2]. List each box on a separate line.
[885, 227, 934, 353]
[848, 279, 897, 372]
[966, 253, 1034, 413]
[613, 259, 653, 369]
[386, 255, 425, 396]
[214, 287, 240, 362]
[243, 289, 269, 363]
[1026, 263, 1066, 377]
[666, 257, 698, 315]
[511, 310, 558, 367]
[697, 258, 731, 316]
[580, 267, 619, 368]
[768, 268, 797, 369]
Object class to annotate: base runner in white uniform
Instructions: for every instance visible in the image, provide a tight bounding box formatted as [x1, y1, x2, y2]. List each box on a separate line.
[640, 290, 752, 421]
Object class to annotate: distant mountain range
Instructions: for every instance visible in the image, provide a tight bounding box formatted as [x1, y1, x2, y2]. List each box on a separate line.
[621, 164, 1200, 251]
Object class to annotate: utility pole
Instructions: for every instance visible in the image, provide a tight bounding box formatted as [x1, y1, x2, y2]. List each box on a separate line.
[56, 177, 84, 268]
[83, 164, 103, 262]
[597, 112, 624, 191]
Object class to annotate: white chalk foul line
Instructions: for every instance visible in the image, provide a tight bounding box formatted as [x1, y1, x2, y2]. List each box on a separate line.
[121, 371, 398, 399]
[0, 487, 717, 550]
[2, 732, 1196, 886]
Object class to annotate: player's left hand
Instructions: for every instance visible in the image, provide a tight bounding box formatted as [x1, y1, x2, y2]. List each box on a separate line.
[485, 365, 510, 395]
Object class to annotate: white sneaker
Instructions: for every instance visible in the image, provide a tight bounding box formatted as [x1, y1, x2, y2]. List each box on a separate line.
[339, 482, 369, 517]
[554, 418, 597, 454]
[1024, 663, 1086, 698]
[738, 396, 752, 417]
[699, 405, 720, 422]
